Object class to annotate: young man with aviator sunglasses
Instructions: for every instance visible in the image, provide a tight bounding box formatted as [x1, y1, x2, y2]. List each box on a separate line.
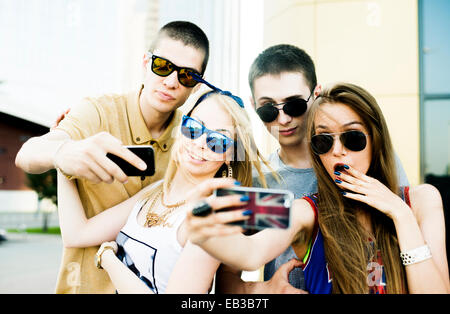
[15, 21, 209, 294]
[215, 44, 409, 294]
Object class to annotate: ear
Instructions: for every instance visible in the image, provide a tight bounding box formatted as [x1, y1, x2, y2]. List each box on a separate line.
[314, 84, 322, 99]
[192, 83, 201, 94]
[142, 53, 150, 71]
[249, 96, 256, 109]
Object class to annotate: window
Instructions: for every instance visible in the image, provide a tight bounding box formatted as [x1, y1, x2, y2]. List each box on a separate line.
[419, 0, 450, 265]
[419, 0, 450, 178]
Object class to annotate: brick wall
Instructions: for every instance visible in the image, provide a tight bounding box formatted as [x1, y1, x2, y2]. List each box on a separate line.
[0, 112, 48, 190]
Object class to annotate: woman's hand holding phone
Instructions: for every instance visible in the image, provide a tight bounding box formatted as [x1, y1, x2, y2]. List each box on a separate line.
[184, 178, 252, 246]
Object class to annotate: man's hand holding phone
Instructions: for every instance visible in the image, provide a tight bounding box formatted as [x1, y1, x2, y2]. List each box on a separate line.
[53, 132, 149, 184]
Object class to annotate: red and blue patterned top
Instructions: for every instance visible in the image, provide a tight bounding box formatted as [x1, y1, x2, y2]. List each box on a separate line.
[300, 187, 410, 294]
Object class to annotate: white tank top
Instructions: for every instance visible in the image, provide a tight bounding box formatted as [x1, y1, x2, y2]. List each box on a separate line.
[115, 181, 186, 294]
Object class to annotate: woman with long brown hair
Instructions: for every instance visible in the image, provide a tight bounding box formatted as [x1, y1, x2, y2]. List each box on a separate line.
[184, 82, 449, 293]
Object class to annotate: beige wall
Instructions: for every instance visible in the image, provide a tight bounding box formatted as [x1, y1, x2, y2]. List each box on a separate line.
[262, 0, 420, 184]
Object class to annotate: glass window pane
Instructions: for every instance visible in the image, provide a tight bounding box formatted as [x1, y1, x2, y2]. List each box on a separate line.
[423, 99, 450, 176]
[423, 0, 450, 95]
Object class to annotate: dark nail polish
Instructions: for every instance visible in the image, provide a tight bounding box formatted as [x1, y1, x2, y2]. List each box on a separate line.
[242, 210, 253, 216]
[334, 171, 341, 176]
[240, 195, 250, 202]
[341, 191, 347, 195]
[344, 164, 349, 169]
[335, 179, 342, 184]
[234, 181, 241, 186]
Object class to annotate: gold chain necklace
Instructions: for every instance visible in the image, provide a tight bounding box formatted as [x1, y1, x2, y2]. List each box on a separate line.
[145, 185, 186, 228]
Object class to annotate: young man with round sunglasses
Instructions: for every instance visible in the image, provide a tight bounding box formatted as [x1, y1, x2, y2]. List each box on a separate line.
[15, 21, 209, 294]
[215, 44, 409, 294]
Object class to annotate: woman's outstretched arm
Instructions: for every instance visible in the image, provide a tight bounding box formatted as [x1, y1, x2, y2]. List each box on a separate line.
[57, 171, 157, 248]
[185, 197, 315, 271]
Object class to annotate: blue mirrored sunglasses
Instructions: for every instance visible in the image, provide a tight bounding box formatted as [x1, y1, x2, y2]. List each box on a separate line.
[181, 115, 235, 154]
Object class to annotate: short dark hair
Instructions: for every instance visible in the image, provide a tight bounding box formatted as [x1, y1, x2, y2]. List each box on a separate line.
[248, 44, 317, 95]
[150, 21, 210, 74]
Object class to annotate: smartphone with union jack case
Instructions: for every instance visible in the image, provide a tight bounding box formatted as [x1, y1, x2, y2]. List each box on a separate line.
[214, 186, 294, 230]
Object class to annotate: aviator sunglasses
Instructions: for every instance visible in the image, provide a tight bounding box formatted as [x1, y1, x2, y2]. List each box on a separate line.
[147, 52, 202, 88]
[181, 115, 235, 154]
[256, 91, 314, 123]
[310, 130, 368, 155]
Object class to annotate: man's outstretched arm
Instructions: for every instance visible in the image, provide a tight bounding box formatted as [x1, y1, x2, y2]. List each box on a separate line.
[15, 130, 147, 184]
[15, 129, 71, 174]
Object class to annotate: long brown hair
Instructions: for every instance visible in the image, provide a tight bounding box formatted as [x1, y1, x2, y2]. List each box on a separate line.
[306, 83, 407, 293]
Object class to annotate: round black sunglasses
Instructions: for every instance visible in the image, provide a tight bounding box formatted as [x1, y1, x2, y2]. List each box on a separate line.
[310, 130, 368, 155]
[256, 91, 313, 123]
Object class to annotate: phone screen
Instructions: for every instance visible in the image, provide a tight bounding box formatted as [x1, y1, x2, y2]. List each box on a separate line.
[215, 187, 293, 230]
[106, 146, 155, 177]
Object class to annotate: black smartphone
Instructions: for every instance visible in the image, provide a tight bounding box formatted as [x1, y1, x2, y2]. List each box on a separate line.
[106, 145, 155, 177]
[214, 186, 294, 230]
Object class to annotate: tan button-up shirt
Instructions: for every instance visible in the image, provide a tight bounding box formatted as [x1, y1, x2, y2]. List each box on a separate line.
[54, 87, 181, 293]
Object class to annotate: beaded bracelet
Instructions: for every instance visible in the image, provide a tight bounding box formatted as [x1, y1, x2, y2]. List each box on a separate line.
[400, 244, 432, 266]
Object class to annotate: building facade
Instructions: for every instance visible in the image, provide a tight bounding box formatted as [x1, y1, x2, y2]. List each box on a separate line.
[260, 0, 449, 186]
[260, 0, 449, 260]
[0, 112, 49, 212]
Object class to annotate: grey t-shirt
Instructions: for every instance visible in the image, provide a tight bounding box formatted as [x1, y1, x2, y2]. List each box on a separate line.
[253, 152, 317, 290]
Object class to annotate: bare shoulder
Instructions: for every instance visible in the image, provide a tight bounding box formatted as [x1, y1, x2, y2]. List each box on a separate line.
[409, 184, 443, 205]
[409, 184, 444, 219]
[140, 179, 164, 194]
[292, 198, 316, 231]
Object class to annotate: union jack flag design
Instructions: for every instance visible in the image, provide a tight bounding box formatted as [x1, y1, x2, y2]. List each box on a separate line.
[216, 189, 291, 230]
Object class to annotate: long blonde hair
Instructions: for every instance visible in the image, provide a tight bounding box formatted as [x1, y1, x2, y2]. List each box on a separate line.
[141, 90, 275, 203]
[306, 83, 407, 293]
